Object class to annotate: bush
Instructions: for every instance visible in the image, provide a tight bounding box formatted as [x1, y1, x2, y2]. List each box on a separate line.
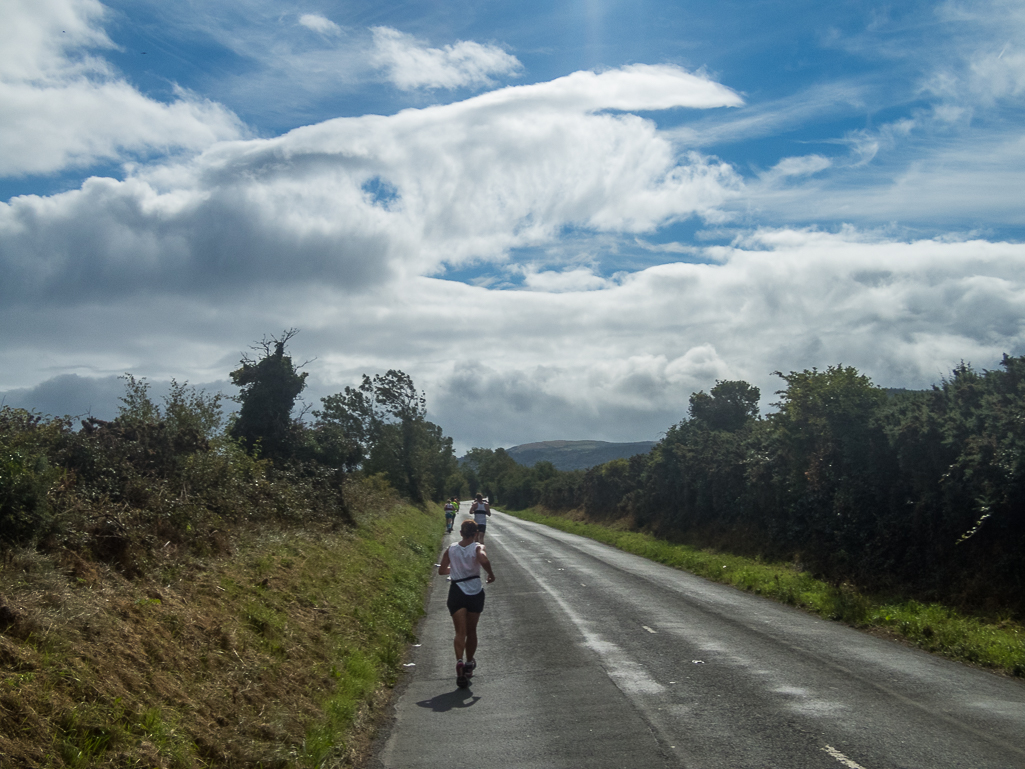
[0, 408, 67, 545]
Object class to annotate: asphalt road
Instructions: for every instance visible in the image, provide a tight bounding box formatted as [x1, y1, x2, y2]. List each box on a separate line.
[370, 509, 1025, 769]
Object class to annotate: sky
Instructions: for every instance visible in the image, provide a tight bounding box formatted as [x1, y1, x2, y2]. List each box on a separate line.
[2, 0, 1025, 454]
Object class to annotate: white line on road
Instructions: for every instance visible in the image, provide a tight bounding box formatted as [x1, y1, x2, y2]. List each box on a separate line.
[500, 533, 664, 696]
[823, 745, 869, 769]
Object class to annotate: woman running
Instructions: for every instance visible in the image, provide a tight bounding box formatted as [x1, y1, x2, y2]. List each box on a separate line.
[470, 493, 491, 543]
[437, 519, 496, 687]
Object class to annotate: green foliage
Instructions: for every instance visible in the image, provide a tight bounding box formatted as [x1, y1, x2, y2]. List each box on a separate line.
[761, 366, 892, 572]
[688, 379, 760, 432]
[0, 366, 356, 560]
[229, 330, 309, 460]
[117, 373, 161, 424]
[316, 385, 377, 467]
[0, 408, 65, 544]
[301, 502, 441, 766]
[514, 359, 1025, 618]
[163, 378, 224, 440]
[581, 456, 646, 520]
[455, 447, 567, 509]
[536, 467, 584, 509]
[316, 370, 455, 502]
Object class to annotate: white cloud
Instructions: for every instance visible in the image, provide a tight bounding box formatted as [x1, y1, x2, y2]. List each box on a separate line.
[4, 227, 1024, 451]
[426, 229, 1025, 447]
[759, 154, 832, 183]
[932, 1, 1025, 105]
[469, 64, 744, 113]
[308, 228, 1024, 449]
[0, 0, 244, 177]
[370, 26, 522, 90]
[661, 2, 1025, 239]
[298, 13, 341, 36]
[0, 64, 743, 308]
[522, 267, 611, 292]
[968, 44, 1025, 103]
[664, 79, 867, 149]
[4, 1, 1025, 453]
[737, 131, 1025, 229]
[0, 0, 113, 82]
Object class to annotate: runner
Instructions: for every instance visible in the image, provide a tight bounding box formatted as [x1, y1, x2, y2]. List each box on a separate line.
[470, 493, 491, 543]
[437, 520, 495, 687]
[443, 499, 456, 533]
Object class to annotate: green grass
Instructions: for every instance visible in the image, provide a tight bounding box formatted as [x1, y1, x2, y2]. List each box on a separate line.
[0, 491, 445, 768]
[508, 508, 1025, 678]
[298, 502, 443, 767]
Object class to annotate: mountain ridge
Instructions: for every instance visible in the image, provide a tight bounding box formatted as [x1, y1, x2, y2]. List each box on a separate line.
[504, 439, 656, 471]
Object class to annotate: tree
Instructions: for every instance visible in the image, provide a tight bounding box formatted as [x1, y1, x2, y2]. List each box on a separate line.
[163, 378, 224, 441]
[688, 380, 760, 432]
[460, 447, 519, 503]
[229, 330, 308, 460]
[766, 365, 891, 574]
[316, 370, 454, 502]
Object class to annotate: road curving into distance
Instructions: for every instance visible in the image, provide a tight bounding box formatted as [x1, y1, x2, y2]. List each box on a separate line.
[370, 509, 1025, 769]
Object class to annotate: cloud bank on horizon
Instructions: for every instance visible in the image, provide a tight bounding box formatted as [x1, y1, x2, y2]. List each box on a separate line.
[2, 0, 1024, 453]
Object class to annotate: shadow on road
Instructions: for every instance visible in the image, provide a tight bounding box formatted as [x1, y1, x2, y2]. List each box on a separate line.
[415, 689, 482, 712]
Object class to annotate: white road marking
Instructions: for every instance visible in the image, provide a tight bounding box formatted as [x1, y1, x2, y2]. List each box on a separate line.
[823, 745, 869, 768]
[501, 536, 664, 696]
[642, 625, 657, 634]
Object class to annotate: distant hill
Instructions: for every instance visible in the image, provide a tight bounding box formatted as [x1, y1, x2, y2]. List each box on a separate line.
[505, 439, 656, 471]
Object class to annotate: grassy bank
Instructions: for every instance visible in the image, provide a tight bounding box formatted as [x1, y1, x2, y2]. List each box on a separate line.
[507, 508, 1025, 679]
[0, 497, 443, 768]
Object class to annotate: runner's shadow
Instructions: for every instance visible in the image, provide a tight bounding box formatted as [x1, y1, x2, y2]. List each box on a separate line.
[415, 689, 481, 712]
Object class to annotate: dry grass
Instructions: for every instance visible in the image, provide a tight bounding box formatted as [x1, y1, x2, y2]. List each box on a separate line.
[0, 498, 443, 768]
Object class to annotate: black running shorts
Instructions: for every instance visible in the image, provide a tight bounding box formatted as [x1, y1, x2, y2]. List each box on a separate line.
[447, 582, 486, 615]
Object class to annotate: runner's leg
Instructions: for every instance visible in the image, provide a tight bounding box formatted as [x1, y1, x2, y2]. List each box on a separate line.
[451, 608, 468, 660]
[464, 611, 481, 663]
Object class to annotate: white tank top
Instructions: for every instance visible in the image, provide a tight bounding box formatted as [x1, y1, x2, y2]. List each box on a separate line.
[448, 541, 483, 595]
[473, 501, 488, 524]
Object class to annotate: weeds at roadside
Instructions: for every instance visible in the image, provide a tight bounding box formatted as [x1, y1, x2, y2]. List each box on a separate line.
[0, 492, 443, 768]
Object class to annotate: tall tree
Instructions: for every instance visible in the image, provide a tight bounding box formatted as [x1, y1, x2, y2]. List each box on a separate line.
[688, 380, 761, 432]
[316, 369, 454, 502]
[229, 330, 308, 460]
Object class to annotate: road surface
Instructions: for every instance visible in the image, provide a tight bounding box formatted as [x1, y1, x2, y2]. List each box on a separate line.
[370, 509, 1025, 768]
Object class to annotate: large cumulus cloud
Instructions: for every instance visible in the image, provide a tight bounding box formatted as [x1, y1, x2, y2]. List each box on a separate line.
[296, 228, 1025, 449]
[5, 2, 1025, 453]
[0, 64, 744, 307]
[5, 226, 1025, 451]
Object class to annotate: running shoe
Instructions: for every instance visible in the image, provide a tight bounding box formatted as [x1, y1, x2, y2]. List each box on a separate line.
[456, 660, 467, 688]
[464, 659, 476, 679]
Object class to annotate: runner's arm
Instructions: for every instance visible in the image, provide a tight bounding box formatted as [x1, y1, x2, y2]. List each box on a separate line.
[477, 548, 495, 583]
[437, 549, 451, 575]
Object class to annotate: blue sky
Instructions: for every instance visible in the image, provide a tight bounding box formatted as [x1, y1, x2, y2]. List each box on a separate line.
[3, 0, 1025, 452]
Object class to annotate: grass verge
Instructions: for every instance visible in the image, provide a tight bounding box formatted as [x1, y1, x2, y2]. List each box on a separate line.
[506, 508, 1025, 679]
[0, 494, 444, 768]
